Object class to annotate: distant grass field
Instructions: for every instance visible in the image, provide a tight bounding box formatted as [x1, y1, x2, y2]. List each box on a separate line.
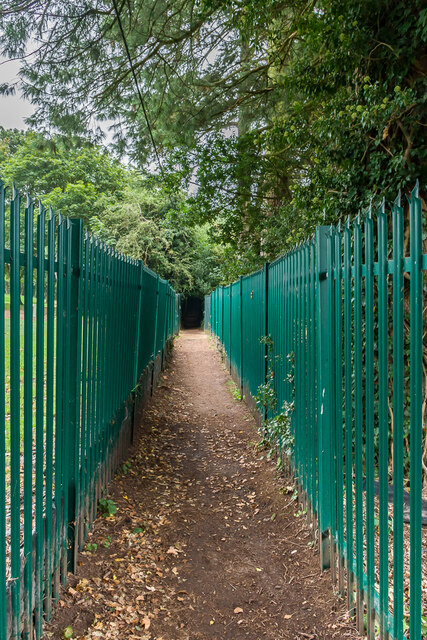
[3, 293, 38, 312]
[4, 315, 51, 449]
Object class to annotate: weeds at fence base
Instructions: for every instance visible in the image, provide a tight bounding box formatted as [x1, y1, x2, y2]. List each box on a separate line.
[226, 379, 243, 401]
[98, 498, 117, 518]
[254, 336, 294, 466]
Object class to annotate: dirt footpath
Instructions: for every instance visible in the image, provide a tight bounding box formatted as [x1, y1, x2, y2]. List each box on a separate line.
[45, 330, 359, 640]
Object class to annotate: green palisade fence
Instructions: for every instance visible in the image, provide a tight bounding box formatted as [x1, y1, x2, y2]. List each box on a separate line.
[0, 179, 179, 639]
[207, 186, 427, 640]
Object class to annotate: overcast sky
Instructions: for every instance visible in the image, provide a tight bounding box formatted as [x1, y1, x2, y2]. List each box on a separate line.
[0, 57, 34, 130]
[0, 54, 209, 191]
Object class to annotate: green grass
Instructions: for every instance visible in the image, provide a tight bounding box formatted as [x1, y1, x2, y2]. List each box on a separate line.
[226, 379, 242, 401]
[3, 293, 38, 312]
[4, 316, 51, 449]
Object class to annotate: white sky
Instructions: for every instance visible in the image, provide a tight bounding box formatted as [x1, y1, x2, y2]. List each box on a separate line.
[0, 55, 116, 144]
[0, 60, 156, 177]
[0, 57, 34, 130]
[0, 54, 221, 192]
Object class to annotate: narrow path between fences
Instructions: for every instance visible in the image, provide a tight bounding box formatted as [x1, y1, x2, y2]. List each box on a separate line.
[45, 330, 359, 640]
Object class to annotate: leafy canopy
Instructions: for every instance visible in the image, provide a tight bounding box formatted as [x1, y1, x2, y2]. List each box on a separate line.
[0, 128, 222, 295]
[0, 0, 425, 278]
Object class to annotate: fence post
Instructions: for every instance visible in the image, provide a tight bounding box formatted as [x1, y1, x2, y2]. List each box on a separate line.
[161, 284, 168, 368]
[65, 219, 83, 572]
[133, 261, 144, 388]
[131, 261, 144, 444]
[315, 226, 334, 570]
[229, 287, 232, 373]
[221, 286, 224, 353]
[264, 262, 269, 422]
[239, 276, 244, 399]
[152, 274, 160, 360]
[151, 274, 160, 395]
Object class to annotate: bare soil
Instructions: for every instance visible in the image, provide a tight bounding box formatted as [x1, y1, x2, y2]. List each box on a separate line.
[43, 330, 360, 640]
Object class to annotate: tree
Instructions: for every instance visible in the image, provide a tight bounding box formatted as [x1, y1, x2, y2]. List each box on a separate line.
[0, 0, 425, 273]
[91, 177, 224, 295]
[0, 128, 222, 294]
[0, 128, 127, 224]
[185, 0, 427, 261]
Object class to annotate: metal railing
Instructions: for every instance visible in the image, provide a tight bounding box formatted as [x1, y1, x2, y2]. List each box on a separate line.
[206, 185, 427, 640]
[0, 180, 179, 639]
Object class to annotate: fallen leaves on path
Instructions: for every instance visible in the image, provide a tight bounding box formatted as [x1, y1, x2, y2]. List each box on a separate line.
[44, 331, 359, 640]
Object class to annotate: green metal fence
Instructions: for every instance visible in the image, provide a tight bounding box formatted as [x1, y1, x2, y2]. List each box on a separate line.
[206, 186, 427, 640]
[0, 180, 179, 640]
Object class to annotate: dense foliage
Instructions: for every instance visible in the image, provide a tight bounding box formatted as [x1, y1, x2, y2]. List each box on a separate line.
[0, 129, 222, 295]
[187, 0, 427, 265]
[0, 128, 127, 224]
[0, 0, 425, 276]
[91, 179, 223, 296]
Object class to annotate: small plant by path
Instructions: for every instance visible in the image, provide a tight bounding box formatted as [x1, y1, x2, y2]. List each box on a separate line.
[226, 379, 242, 401]
[98, 497, 117, 518]
[255, 335, 294, 464]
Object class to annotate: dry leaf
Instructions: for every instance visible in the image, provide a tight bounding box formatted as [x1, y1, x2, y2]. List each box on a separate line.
[142, 615, 151, 630]
[233, 607, 244, 614]
[76, 578, 89, 592]
[166, 546, 179, 556]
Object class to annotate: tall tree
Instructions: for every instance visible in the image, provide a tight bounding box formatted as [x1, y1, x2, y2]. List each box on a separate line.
[0, 127, 223, 293]
[0, 128, 128, 223]
[0, 0, 425, 272]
